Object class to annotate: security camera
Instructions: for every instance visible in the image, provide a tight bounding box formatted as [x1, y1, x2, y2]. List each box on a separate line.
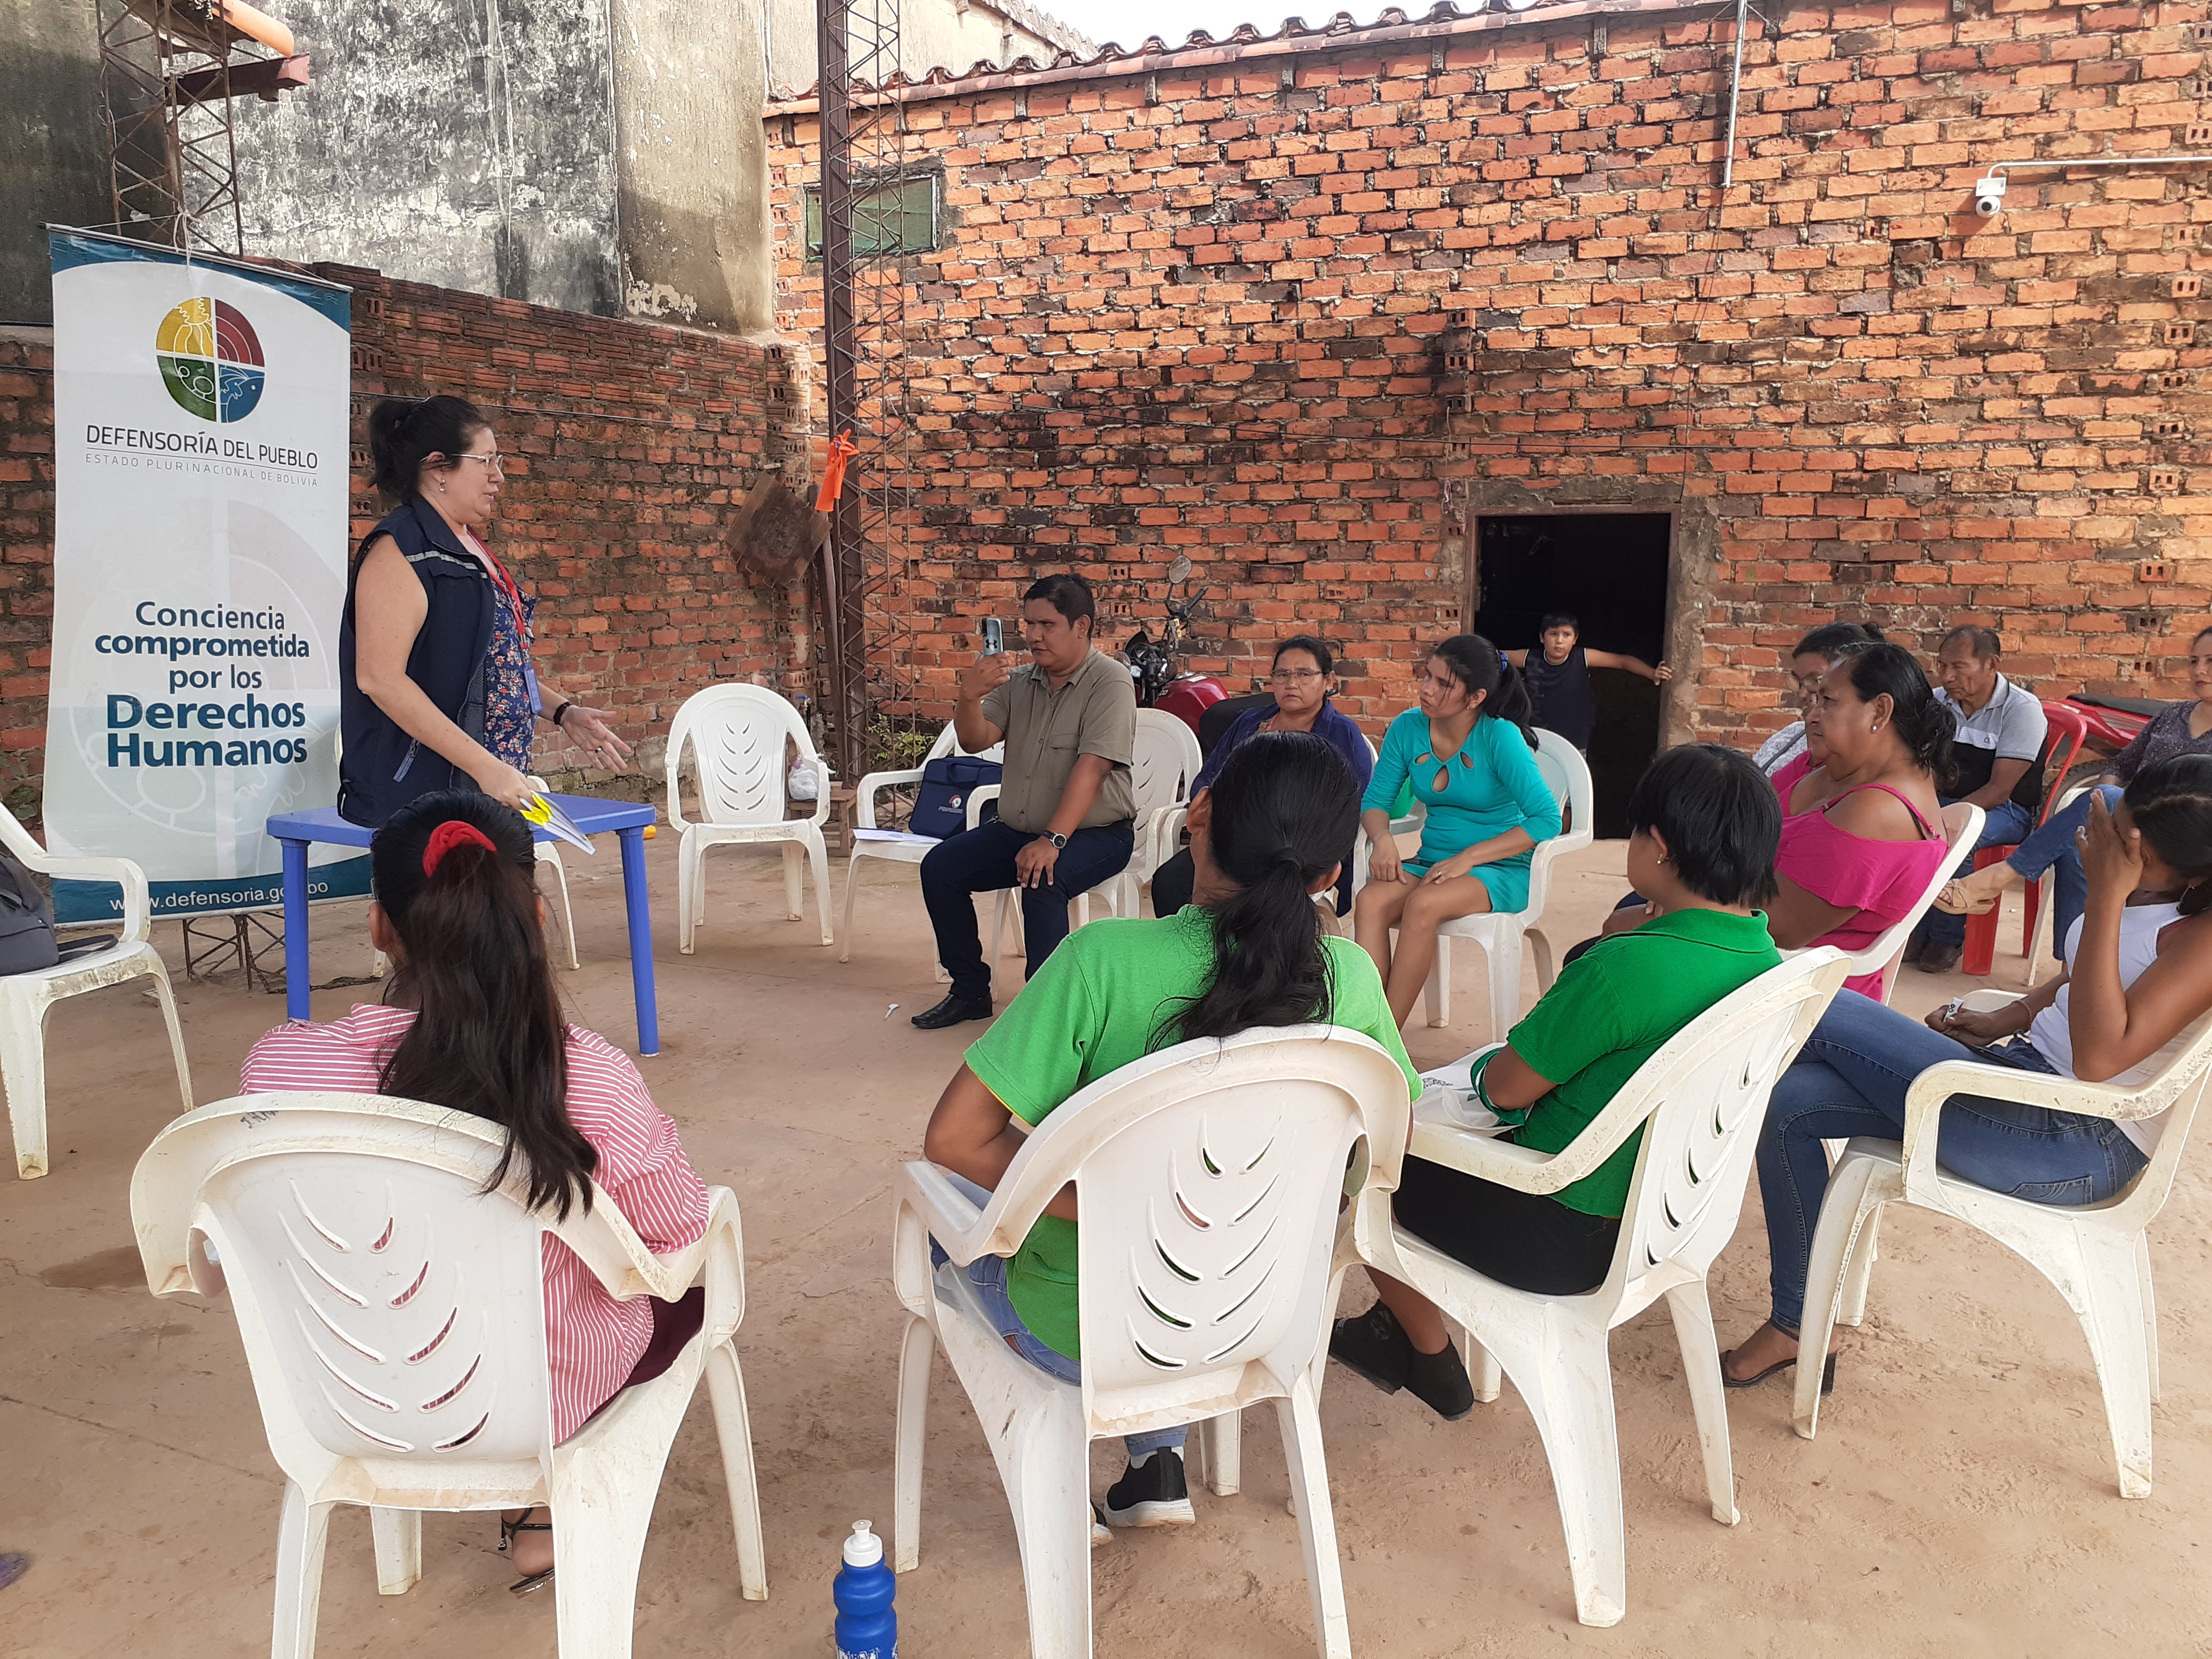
[1972, 175, 2006, 219]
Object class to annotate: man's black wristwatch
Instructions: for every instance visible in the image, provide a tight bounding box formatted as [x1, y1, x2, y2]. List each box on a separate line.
[1039, 831, 1068, 850]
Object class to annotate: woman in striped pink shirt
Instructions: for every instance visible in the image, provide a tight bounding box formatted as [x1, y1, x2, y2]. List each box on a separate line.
[240, 789, 708, 1596]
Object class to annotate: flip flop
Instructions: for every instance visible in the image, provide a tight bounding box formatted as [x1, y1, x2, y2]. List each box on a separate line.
[1932, 882, 1998, 917]
[0, 1553, 28, 1591]
[1721, 1349, 1836, 1395]
[499, 1507, 555, 1596]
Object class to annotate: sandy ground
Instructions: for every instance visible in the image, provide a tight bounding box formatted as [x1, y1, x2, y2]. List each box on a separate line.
[4, 832, 2209, 1659]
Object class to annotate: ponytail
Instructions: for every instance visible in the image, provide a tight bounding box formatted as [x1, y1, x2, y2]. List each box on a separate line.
[1158, 731, 1361, 1047]
[1431, 633, 1538, 751]
[368, 393, 487, 505]
[368, 789, 595, 1217]
[2124, 755, 2212, 918]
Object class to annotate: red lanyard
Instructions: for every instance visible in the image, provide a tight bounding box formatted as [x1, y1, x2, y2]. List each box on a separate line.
[459, 527, 525, 616]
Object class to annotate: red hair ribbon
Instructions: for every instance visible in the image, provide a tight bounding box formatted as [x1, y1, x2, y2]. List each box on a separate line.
[422, 819, 498, 877]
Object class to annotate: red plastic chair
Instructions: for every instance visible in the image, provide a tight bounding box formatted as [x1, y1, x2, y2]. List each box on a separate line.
[1961, 703, 2092, 976]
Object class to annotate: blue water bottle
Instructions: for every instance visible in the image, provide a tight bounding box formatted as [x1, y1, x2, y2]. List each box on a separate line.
[833, 1519, 896, 1659]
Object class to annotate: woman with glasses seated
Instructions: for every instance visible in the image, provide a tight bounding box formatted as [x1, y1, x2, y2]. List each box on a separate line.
[339, 394, 633, 827]
[1354, 634, 1562, 1028]
[1149, 636, 1373, 917]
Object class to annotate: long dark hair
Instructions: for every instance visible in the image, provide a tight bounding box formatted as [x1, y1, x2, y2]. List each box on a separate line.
[368, 394, 486, 504]
[2125, 756, 2212, 918]
[369, 789, 596, 1217]
[1158, 731, 1361, 1047]
[1431, 633, 1538, 751]
[1834, 640, 1954, 784]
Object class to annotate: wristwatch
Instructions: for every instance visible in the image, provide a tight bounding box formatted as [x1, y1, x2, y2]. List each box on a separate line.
[1040, 831, 1068, 850]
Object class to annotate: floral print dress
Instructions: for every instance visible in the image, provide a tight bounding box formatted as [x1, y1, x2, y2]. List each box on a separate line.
[461, 527, 537, 772]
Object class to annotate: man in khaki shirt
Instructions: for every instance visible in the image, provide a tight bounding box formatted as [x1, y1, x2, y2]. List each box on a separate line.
[911, 573, 1137, 1028]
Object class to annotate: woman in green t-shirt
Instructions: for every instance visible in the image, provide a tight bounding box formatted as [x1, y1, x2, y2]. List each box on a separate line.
[1332, 744, 1785, 1420]
[921, 731, 1422, 1534]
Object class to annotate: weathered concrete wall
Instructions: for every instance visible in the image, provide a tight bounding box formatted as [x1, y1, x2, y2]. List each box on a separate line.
[765, 0, 1092, 98]
[0, 0, 114, 325]
[234, 0, 624, 317]
[610, 0, 776, 332]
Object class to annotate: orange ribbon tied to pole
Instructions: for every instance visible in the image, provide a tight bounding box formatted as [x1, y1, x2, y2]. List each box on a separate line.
[814, 430, 859, 512]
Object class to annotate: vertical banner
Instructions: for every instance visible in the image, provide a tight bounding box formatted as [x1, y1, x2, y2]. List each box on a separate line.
[44, 229, 363, 922]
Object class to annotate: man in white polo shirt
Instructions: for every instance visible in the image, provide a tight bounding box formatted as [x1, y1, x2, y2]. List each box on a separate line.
[1908, 624, 2049, 974]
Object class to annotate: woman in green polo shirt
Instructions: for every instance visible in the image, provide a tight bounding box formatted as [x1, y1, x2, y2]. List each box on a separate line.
[920, 731, 1422, 1533]
[1331, 743, 1785, 1419]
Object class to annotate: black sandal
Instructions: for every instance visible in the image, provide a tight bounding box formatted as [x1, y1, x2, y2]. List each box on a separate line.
[498, 1507, 555, 1596]
[1721, 1349, 1836, 1395]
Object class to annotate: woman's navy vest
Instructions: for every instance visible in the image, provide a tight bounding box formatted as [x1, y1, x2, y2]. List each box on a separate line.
[337, 497, 496, 827]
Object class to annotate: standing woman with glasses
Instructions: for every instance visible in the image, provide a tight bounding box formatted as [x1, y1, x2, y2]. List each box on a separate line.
[338, 395, 633, 827]
[1148, 636, 1373, 917]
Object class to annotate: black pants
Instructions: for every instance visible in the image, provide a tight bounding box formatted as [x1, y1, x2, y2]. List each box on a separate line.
[1392, 1155, 1620, 1295]
[1148, 846, 1354, 920]
[920, 817, 1135, 1002]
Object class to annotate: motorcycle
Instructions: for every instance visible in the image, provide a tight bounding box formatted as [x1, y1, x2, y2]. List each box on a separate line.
[2060, 692, 2158, 790]
[1122, 552, 1228, 736]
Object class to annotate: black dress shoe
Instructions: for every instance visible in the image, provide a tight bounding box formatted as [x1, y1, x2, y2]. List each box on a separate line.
[910, 992, 993, 1030]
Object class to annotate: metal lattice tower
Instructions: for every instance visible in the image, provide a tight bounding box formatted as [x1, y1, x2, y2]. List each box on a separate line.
[99, 0, 308, 256]
[814, 0, 918, 783]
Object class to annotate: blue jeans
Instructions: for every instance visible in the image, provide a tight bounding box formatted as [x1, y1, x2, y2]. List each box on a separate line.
[1758, 990, 2149, 1331]
[1914, 797, 2036, 948]
[930, 1176, 1185, 1463]
[921, 817, 1135, 1003]
[2000, 786, 2122, 960]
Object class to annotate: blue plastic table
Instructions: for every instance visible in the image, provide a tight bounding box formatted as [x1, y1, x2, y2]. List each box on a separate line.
[264, 795, 660, 1055]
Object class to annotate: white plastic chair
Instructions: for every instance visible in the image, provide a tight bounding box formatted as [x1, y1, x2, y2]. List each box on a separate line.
[1335, 949, 1850, 1626]
[1776, 799, 1981, 1322]
[1792, 989, 2212, 1498]
[667, 684, 833, 952]
[838, 722, 1004, 964]
[130, 1092, 769, 1656]
[1409, 729, 1594, 1036]
[1114, 709, 1203, 916]
[891, 1026, 1415, 1659]
[0, 806, 192, 1179]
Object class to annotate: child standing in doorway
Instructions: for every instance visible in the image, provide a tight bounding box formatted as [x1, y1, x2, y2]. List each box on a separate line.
[1506, 613, 1672, 755]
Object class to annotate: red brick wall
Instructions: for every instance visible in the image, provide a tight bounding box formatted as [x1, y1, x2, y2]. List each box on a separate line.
[765, 0, 2203, 746]
[0, 330, 56, 821]
[0, 272, 809, 821]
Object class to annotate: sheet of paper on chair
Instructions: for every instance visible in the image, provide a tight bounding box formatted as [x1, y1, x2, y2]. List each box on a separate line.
[1414, 1048, 1509, 1135]
[853, 829, 933, 845]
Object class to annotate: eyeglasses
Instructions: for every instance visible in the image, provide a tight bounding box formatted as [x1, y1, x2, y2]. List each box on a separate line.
[1270, 669, 1324, 684]
[454, 452, 505, 475]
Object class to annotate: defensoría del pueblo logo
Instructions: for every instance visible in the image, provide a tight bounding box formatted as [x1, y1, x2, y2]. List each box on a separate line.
[155, 297, 265, 423]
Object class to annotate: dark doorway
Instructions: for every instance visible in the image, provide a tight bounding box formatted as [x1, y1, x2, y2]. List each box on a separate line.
[1473, 513, 1671, 839]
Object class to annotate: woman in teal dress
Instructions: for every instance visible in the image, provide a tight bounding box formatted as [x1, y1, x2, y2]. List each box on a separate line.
[1354, 634, 1563, 1027]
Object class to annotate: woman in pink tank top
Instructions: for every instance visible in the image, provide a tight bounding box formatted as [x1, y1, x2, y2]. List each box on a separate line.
[1766, 643, 1952, 998]
[1604, 644, 1949, 990]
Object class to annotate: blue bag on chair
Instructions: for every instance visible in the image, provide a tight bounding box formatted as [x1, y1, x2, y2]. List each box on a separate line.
[910, 756, 1001, 840]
